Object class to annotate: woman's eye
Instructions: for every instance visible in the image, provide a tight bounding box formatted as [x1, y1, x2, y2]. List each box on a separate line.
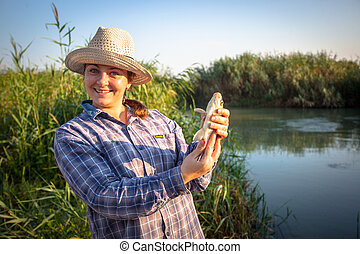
[89, 68, 98, 74]
[110, 71, 120, 76]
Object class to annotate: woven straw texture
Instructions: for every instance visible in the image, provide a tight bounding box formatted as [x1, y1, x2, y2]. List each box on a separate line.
[65, 27, 152, 85]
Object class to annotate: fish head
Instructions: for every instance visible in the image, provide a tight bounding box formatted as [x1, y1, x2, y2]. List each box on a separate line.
[206, 92, 224, 113]
[212, 92, 224, 110]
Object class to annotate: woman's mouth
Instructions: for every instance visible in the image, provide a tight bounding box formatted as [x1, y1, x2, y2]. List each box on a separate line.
[94, 88, 112, 94]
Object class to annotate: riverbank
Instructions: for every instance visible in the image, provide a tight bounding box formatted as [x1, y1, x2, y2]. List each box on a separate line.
[192, 52, 360, 108]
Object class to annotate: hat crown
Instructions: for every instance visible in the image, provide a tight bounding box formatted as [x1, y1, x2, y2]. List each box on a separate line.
[88, 26, 135, 59]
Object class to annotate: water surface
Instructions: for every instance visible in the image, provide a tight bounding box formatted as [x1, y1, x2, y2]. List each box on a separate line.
[229, 108, 360, 238]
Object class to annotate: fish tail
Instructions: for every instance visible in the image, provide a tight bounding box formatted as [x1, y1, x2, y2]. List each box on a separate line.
[195, 150, 205, 161]
[193, 128, 205, 142]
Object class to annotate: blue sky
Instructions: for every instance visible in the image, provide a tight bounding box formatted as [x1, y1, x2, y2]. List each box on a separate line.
[1, 0, 359, 74]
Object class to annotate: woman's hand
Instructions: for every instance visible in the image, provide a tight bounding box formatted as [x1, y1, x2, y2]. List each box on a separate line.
[181, 132, 220, 184]
[201, 108, 230, 139]
[181, 108, 230, 184]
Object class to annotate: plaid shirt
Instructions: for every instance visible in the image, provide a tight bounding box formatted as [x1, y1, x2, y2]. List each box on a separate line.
[54, 100, 212, 239]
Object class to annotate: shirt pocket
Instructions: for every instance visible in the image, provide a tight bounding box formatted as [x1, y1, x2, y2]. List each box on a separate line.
[152, 132, 177, 171]
[152, 133, 176, 152]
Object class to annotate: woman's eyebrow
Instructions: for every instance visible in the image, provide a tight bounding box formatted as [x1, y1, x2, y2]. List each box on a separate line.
[87, 64, 99, 68]
[87, 64, 124, 72]
[109, 68, 127, 74]
[109, 67, 123, 71]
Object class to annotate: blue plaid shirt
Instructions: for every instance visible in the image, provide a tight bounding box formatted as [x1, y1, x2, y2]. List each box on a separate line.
[54, 100, 213, 239]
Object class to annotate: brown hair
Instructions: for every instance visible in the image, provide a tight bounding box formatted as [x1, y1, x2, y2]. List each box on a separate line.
[123, 71, 148, 119]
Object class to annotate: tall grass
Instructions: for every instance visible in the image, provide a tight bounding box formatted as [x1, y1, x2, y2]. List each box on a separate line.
[43, 3, 75, 69]
[193, 52, 360, 108]
[1, 178, 90, 238]
[0, 68, 85, 184]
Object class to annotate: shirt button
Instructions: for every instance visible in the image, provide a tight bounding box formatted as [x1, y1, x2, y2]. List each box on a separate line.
[166, 232, 171, 237]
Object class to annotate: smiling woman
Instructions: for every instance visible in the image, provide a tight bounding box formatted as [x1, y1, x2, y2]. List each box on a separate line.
[54, 26, 230, 239]
[84, 64, 132, 123]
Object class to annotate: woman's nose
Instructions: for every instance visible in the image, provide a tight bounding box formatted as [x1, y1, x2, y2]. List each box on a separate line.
[98, 72, 109, 86]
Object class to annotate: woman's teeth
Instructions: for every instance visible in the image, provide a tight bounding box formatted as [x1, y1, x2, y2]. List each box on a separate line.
[95, 88, 111, 93]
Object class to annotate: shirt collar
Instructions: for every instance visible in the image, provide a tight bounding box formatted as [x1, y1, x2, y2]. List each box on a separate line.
[81, 100, 102, 119]
[81, 100, 136, 123]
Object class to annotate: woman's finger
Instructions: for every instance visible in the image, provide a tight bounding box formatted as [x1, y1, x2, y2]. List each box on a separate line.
[209, 122, 228, 131]
[197, 138, 206, 150]
[211, 137, 222, 160]
[210, 115, 229, 126]
[216, 108, 230, 118]
[200, 114, 206, 128]
[202, 132, 217, 160]
[216, 129, 228, 138]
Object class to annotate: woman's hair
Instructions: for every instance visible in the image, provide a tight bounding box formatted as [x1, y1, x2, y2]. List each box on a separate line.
[123, 71, 148, 119]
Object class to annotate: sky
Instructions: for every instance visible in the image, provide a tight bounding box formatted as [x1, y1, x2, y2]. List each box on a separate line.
[0, 0, 359, 75]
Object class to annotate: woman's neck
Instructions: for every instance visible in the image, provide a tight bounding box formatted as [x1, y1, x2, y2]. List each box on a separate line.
[101, 104, 128, 124]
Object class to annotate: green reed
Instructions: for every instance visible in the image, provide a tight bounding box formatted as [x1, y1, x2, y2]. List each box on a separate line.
[0, 176, 91, 238]
[43, 2, 75, 69]
[193, 52, 360, 108]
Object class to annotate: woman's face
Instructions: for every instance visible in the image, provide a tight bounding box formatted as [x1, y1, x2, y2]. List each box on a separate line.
[84, 64, 131, 112]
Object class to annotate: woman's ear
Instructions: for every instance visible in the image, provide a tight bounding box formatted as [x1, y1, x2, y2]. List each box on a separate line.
[127, 71, 134, 81]
[127, 71, 135, 90]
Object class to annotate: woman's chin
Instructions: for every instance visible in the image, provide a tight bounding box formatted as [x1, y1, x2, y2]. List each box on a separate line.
[92, 99, 111, 109]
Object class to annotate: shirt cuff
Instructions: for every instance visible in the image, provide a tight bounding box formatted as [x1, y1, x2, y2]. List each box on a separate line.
[186, 141, 198, 156]
[160, 165, 189, 199]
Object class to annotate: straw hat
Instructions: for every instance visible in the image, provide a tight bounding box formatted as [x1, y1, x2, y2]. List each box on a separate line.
[65, 26, 152, 85]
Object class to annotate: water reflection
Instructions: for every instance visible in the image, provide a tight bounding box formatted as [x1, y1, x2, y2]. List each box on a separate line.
[230, 108, 360, 155]
[229, 108, 360, 238]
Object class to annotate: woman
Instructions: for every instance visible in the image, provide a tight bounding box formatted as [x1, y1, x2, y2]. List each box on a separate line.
[54, 27, 230, 239]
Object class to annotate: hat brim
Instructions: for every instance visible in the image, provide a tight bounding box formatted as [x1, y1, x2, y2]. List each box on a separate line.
[65, 47, 152, 85]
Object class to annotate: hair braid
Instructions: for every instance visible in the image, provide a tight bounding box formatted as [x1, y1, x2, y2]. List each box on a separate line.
[123, 71, 148, 119]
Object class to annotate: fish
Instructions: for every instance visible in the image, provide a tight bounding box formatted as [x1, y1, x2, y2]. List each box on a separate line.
[193, 92, 224, 160]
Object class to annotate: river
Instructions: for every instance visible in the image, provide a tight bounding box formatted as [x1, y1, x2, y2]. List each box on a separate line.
[229, 108, 360, 238]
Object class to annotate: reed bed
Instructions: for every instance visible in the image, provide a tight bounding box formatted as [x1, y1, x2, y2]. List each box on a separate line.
[193, 52, 360, 108]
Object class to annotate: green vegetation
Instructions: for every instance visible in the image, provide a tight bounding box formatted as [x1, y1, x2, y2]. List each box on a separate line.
[192, 52, 360, 108]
